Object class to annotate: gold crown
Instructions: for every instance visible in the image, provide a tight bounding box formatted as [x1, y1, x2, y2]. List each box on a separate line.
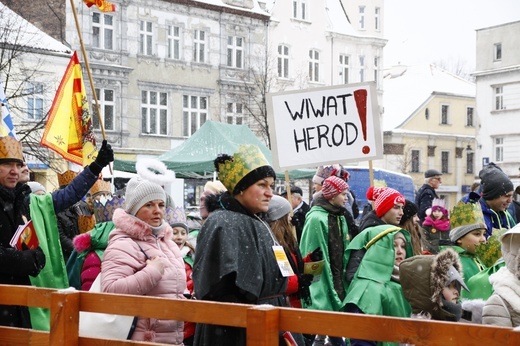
[475, 228, 506, 267]
[58, 170, 79, 187]
[78, 215, 96, 234]
[164, 206, 187, 226]
[93, 196, 125, 223]
[90, 179, 111, 196]
[450, 200, 485, 229]
[0, 136, 23, 162]
[218, 144, 270, 193]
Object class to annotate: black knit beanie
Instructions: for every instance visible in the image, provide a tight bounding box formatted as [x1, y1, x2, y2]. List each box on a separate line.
[400, 199, 418, 224]
[479, 163, 514, 200]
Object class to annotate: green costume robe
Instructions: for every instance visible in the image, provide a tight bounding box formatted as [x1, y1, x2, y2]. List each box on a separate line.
[463, 259, 504, 300]
[345, 225, 413, 319]
[299, 195, 350, 312]
[441, 245, 486, 282]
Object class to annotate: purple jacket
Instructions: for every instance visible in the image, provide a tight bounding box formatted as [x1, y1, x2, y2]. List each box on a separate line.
[102, 208, 187, 344]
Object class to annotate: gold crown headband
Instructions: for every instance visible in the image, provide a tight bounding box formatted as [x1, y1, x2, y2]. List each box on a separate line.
[217, 144, 270, 193]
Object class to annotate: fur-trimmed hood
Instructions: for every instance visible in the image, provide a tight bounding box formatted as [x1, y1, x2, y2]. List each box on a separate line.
[110, 208, 172, 241]
[400, 247, 465, 321]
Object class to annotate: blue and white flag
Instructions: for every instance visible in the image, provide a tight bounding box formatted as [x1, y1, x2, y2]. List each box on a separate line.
[0, 80, 17, 139]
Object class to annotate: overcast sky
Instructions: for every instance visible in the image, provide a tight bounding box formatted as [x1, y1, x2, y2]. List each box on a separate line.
[383, 0, 520, 70]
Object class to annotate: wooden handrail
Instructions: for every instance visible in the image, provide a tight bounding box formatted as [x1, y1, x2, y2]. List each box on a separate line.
[0, 284, 519, 346]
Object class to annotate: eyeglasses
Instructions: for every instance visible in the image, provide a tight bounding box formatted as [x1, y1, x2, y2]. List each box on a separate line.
[432, 177, 442, 182]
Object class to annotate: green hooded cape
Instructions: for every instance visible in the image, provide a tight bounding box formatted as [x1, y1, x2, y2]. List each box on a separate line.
[345, 225, 413, 318]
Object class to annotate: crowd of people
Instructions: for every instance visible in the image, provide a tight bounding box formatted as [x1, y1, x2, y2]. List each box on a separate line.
[1, 136, 520, 345]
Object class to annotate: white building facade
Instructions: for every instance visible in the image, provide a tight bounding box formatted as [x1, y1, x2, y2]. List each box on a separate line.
[474, 20, 520, 183]
[64, 0, 270, 159]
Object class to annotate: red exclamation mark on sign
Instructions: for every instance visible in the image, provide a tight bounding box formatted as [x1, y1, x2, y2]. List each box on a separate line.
[353, 89, 370, 154]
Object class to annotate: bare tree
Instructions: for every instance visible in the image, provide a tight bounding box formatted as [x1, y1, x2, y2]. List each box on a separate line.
[232, 48, 277, 148]
[0, 5, 64, 172]
[235, 47, 308, 149]
[390, 141, 419, 175]
[434, 57, 474, 82]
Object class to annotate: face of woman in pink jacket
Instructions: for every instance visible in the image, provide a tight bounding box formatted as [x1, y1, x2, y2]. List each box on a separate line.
[135, 199, 166, 227]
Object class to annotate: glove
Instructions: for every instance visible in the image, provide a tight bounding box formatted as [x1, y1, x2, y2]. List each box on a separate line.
[89, 140, 114, 175]
[23, 247, 46, 277]
[298, 274, 314, 290]
[309, 247, 323, 262]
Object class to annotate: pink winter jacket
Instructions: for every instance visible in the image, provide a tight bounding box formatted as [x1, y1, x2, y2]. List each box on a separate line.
[101, 208, 187, 344]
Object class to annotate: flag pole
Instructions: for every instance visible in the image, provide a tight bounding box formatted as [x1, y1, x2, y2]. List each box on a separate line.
[69, 0, 105, 140]
[69, 0, 113, 174]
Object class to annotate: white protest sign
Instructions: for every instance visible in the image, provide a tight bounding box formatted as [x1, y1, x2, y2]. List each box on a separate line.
[266, 82, 382, 170]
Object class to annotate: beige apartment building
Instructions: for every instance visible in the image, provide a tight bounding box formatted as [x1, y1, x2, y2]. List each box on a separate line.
[379, 64, 477, 209]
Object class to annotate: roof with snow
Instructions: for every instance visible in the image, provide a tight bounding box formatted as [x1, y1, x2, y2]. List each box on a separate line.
[0, 3, 71, 55]
[193, 0, 269, 16]
[382, 64, 475, 131]
[264, 0, 367, 38]
[324, 0, 363, 36]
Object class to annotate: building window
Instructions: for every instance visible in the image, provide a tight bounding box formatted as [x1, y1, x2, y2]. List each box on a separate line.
[495, 137, 504, 162]
[359, 55, 365, 82]
[495, 86, 504, 110]
[425, 108, 430, 120]
[26, 82, 44, 120]
[92, 13, 114, 50]
[292, 0, 307, 20]
[359, 6, 365, 30]
[494, 43, 502, 61]
[466, 151, 474, 174]
[93, 88, 114, 131]
[466, 107, 474, 127]
[374, 57, 379, 84]
[411, 149, 420, 173]
[183, 95, 207, 136]
[193, 30, 206, 63]
[339, 54, 349, 84]
[226, 102, 243, 125]
[167, 25, 181, 60]
[441, 151, 450, 173]
[441, 104, 449, 124]
[278, 45, 289, 78]
[139, 21, 153, 55]
[375, 7, 381, 31]
[141, 90, 167, 135]
[227, 36, 244, 68]
[309, 49, 320, 82]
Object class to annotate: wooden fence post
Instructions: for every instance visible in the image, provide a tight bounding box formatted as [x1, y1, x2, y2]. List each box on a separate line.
[246, 305, 280, 346]
[49, 290, 80, 346]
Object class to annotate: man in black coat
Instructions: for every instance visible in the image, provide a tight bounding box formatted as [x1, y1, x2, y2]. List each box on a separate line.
[415, 169, 442, 225]
[0, 138, 114, 328]
[0, 136, 46, 328]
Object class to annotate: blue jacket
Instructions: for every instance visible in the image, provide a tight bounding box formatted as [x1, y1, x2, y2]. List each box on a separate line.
[479, 198, 515, 238]
[51, 166, 99, 213]
[460, 192, 515, 238]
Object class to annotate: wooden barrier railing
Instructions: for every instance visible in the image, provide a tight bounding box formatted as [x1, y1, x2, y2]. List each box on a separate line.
[1, 284, 519, 346]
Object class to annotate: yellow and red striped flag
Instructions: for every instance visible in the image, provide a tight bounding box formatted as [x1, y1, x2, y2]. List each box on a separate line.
[41, 52, 97, 167]
[83, 0, 116, 12]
